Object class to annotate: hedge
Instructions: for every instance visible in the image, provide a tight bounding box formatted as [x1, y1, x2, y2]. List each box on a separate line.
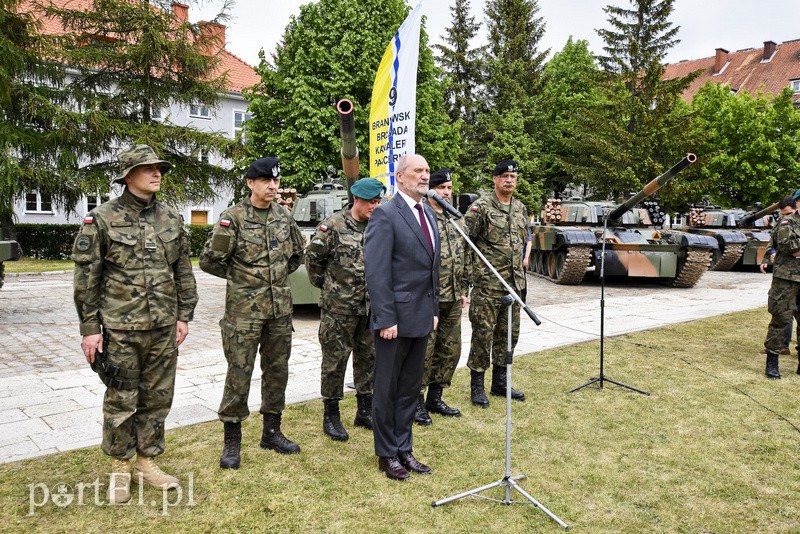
[14, 224, 214, 259]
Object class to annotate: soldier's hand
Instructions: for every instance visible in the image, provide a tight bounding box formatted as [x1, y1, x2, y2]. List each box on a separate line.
[380, 325, 398, 340]
[81, 333, 103, 364]
[760, 262, 768, 274]
[176, 321, 189, 346]
[433, 316, 439, 331]
[460, 295, 468, 309]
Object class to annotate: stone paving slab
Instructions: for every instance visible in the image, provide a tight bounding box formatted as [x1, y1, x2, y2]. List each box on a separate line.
[0, 268, 771, 463]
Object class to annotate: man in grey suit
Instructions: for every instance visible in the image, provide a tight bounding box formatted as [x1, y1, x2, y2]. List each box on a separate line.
[365, 154, 440, 481]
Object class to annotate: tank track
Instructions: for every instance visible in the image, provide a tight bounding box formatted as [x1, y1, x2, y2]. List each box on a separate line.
[709, 243, 744, 271]
[554, 245, 591, 285]
[669, 247, 712, 288]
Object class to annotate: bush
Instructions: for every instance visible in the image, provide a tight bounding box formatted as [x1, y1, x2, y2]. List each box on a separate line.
[15, 223, 214, 259]
[188, 225, 213, 257]
[15, 224, 80, 260]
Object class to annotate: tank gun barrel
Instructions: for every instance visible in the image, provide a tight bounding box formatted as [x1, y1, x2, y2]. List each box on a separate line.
[606, 153, 697, 223]
[337, 99, 359, 205]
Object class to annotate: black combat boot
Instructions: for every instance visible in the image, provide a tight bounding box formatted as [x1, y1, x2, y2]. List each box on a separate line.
[260, 413, 301, 454]
[470, 370, 489, 408]
[765, 350, 781, 379]
[354, 393, 373, 430]
[796, 352, 800, 376]
[425, 384, 461, 417]
[322, 399, 349, 442]
[219, 421, 242, 469]
[414, 393, 432, 425]
[490, 365, 526, 401]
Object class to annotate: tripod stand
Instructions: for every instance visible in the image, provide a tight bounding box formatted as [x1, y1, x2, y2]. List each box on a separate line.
[566, 212, 649, 396]
[428, 202, 569, 530]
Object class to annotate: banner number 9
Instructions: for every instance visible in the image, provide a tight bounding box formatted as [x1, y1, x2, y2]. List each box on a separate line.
[389, 87, 398, 106]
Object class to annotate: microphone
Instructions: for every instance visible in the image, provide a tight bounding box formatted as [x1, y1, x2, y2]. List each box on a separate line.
[426, 190, 462, 219]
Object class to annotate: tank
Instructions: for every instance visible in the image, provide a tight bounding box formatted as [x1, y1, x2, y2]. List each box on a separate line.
[287, 98, 360, 305]
[675, 203, 771, 270]
[529, 154, 718, 287]
[0, 226, 23, 290]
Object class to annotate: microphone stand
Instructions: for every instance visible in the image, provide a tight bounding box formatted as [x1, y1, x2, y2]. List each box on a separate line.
[429, 199, 569, 530]
[565, 211, 649, 396]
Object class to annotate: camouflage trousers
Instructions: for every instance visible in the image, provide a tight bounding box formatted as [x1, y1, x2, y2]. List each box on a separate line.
[319, 310, 374, 399]
[421, 300, 463, 393]
[102, 324, 177, 460]
[765, 277, 800, 353]
[218, 315, 292, 422]
[467, 291, 520, 373]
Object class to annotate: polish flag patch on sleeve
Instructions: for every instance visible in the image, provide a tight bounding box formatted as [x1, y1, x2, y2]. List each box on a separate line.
[220, 219, 231, 227]
[782, 220, 790, 225]
[470, 206, 479, 212]
[319, 224, 328, 232]
[83, 215, 94, 224]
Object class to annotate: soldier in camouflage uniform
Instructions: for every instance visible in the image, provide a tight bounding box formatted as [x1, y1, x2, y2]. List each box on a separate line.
[464, 160, 528, 407]
[199, 156, 305, 468]
[72, 144, 198, 504]
[415, 169, 469, 425]
[763, 195, 800, 379]
[305, 178, 385, 442]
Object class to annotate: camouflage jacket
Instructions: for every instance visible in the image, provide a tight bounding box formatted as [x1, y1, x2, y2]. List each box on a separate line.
[771, 211, 800, 282]
[433, 209, 469, 303]
[464, 191, 528, 295]
[305, 209, 369, 315]
[72, 188, 198, 335]
[199, 196, 304, 321]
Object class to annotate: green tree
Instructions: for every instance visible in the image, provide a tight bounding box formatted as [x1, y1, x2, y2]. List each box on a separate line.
[468, 0, 549, 210]
[538, 37, 603, 198]
[681, 83, 800, 208]
[433, 0, 485, 123]
[36, 0, 241, 206]
[0, 0, 94, 228]
[591, 0, 698, 196]
[245, 0, 458, 193]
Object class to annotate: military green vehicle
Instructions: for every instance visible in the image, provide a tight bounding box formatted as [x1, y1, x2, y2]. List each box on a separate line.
[287, 98, 359, 305]
[676, 204, 770, 270]
[529, 154, 718, 287]
[0, 229, 23, 290]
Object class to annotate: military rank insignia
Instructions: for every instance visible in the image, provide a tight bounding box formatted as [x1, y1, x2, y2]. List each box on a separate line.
[220, 219, 231, 227]
[83, 215, 94, 224]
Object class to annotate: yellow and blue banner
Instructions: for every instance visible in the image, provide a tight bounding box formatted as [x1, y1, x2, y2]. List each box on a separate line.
[369, 2, 423, 196]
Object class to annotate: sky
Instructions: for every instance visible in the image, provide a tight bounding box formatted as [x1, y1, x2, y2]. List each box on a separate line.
[192, 0, 800, 67]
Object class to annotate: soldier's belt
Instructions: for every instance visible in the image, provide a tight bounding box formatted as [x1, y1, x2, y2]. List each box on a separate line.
[90, 351, 140, 390]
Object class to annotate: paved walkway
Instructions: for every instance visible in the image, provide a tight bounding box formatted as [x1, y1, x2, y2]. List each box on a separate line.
[0, 268, 770, 463]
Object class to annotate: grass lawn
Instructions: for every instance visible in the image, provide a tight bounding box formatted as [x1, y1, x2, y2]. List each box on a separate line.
[2, 308, 798, 532]
[4, 258, 73, 273]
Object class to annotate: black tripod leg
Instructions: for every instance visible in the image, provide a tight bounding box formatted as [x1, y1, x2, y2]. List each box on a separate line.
[564, 376, 602, 394]
[600, 376, 650, 396]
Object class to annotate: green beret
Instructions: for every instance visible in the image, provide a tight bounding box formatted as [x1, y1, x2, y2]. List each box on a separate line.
[350, 178, 385, 200]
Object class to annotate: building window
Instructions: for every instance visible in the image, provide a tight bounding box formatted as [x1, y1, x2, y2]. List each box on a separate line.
[189, 104, 211, 119]
[196, 150, 210, 164]
[151, 106, 163, 120]
[25, 191, 54, 214]
[791, 79, 800, 93]
[234, 110, 252, 134]
[86, 193, 112, 212]
[190, 210, 209, 225]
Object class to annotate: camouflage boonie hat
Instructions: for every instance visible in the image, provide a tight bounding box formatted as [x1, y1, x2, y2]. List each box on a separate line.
[115, 144, 173, 184]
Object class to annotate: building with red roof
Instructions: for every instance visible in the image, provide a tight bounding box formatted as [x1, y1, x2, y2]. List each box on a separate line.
[663, 39, 800, 107]
[16, 1, 261, 225]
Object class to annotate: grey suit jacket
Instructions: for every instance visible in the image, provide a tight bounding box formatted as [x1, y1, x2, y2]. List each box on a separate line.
[364, 195, 440, 338]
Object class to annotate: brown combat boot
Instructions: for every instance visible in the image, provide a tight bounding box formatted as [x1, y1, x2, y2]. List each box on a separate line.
[133, 456, 180, 490]
[107, 458, 131, 504]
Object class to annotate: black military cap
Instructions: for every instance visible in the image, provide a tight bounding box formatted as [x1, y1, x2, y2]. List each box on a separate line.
[493, 160, 519, 176]
[429, 168, 453, 188]
[246, 157, 280, 179]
